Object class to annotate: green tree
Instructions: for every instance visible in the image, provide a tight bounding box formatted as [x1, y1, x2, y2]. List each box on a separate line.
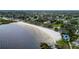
[61, 18, 79, 42]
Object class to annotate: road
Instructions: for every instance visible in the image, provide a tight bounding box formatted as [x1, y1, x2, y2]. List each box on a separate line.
[0, 22, 61, 49]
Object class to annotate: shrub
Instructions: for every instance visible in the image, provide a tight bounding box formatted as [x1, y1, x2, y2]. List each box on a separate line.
[55, 40, 69, 49]
[40, 42, 51, 49]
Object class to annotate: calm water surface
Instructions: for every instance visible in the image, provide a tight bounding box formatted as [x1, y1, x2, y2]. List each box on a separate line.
[0, 23, 41, 49]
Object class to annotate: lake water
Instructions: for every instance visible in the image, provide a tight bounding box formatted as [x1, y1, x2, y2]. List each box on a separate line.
[0, 23, 43, 49]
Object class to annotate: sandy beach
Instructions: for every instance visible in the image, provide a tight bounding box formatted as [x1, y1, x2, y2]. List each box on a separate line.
[16, 21, 61, 48]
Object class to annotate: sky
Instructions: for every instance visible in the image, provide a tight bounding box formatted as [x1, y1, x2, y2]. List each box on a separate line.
[0, 0, 79, 10]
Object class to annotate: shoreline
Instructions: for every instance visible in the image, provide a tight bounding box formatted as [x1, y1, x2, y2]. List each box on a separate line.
[16, 21, 62, 47]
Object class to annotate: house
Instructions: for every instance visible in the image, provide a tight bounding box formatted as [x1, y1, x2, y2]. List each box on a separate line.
[75, 30, 79, 35]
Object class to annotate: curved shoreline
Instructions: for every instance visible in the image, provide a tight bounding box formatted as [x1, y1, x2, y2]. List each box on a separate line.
[16, 21, 62, 48]
[0, 21, 62, 48]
